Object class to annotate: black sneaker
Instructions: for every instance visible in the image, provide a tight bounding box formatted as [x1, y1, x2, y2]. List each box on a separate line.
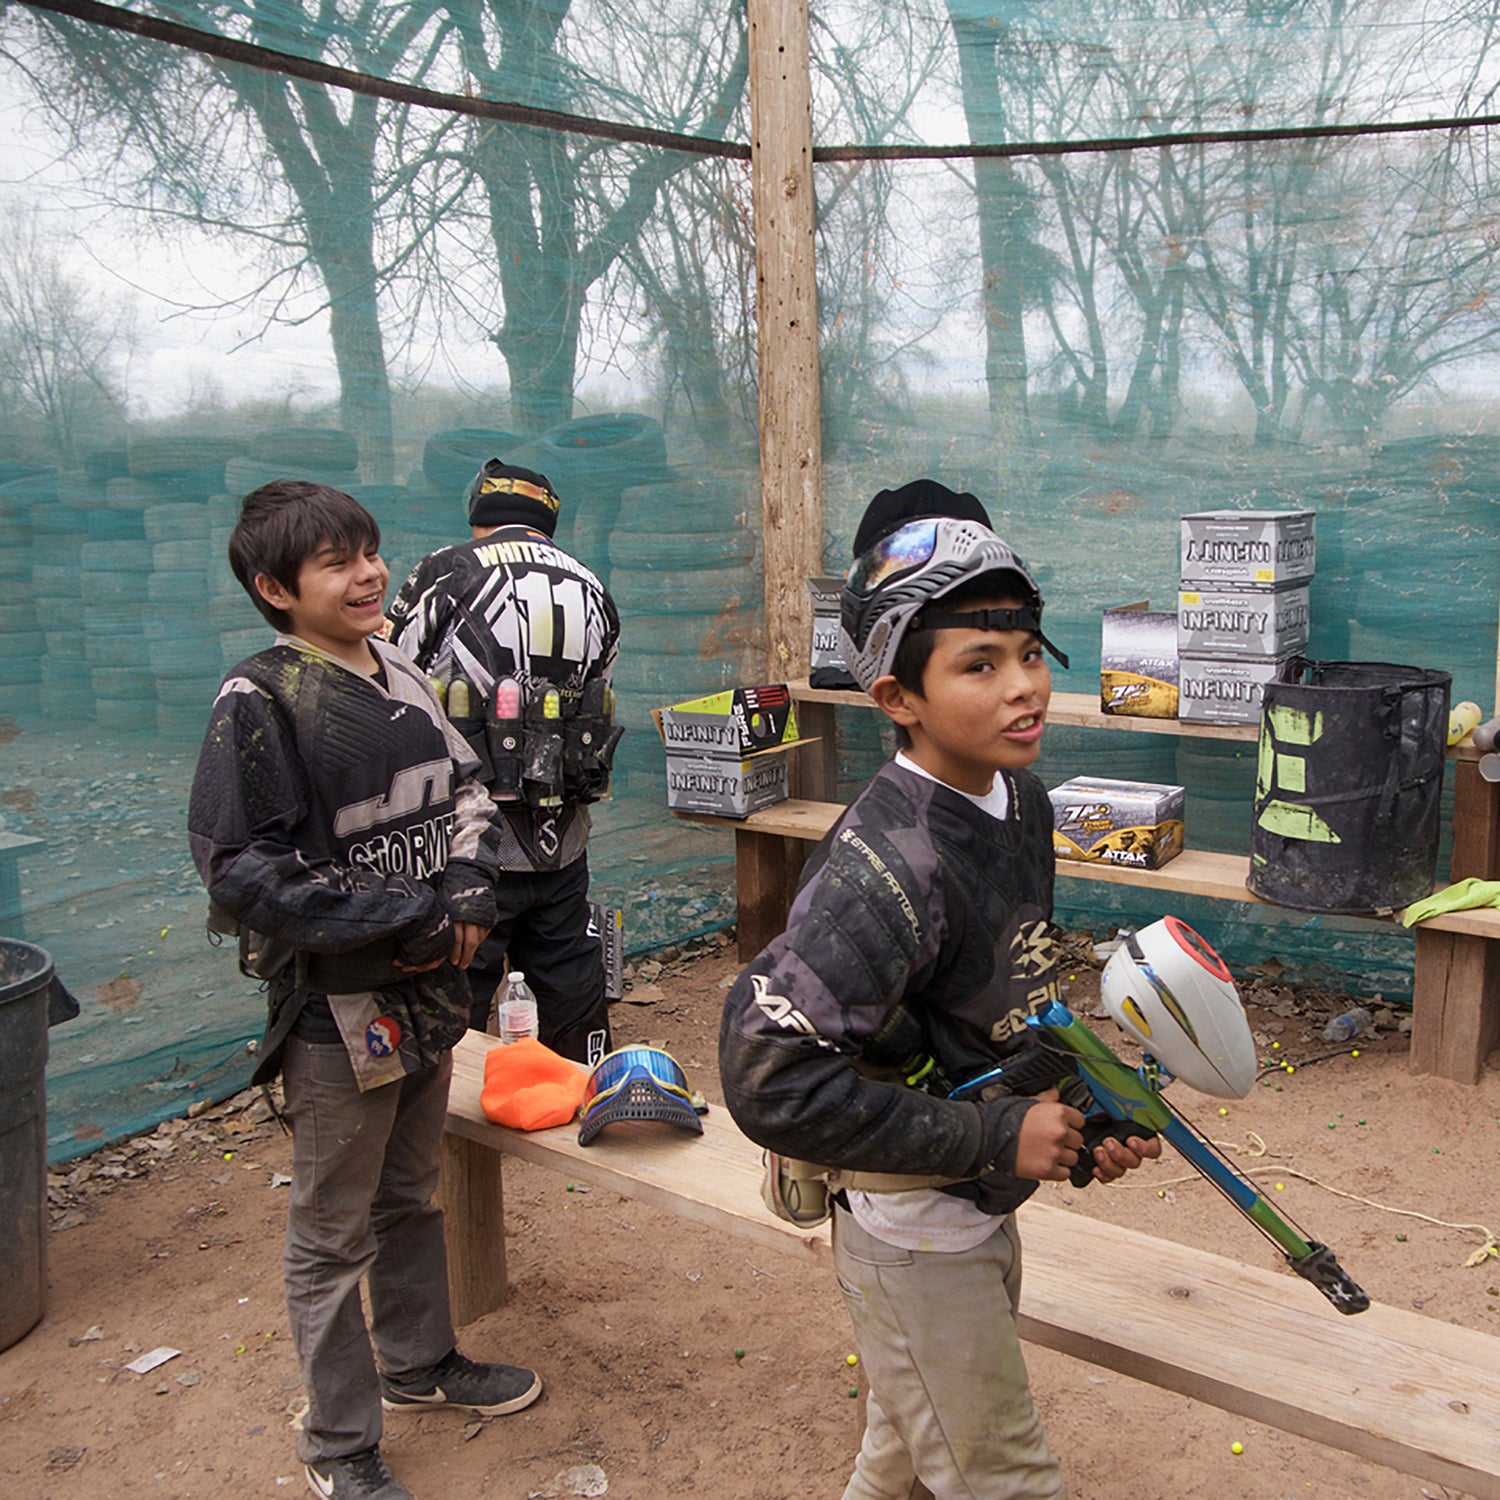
[381, 1349, 542, 1416]
[304, 1446, 413, 1499]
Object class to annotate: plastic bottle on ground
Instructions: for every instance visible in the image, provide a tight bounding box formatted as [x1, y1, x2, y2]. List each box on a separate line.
[1322, 1006, 1373, 1043]
[494, 971, 539, 1045]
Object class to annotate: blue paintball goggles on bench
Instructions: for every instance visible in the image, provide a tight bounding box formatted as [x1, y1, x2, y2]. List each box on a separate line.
[577, 1045, 705, 1146]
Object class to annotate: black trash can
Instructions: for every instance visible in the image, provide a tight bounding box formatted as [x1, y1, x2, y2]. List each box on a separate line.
[1248, 658, 1451, 915]
[0, 940, 80, 1352]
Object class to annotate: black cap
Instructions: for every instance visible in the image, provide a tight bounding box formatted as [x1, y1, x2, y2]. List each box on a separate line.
[852, 479, 992, 559]
[467, 460, 562, 536]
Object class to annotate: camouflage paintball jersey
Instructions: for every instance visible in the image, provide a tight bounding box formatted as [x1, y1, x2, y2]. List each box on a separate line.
[718, 758, 1062, 1216]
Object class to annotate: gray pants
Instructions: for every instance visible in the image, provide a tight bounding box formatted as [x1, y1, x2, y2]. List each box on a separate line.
[281, 1037, 457, 1464]
[833, 1204, 1065, 1500]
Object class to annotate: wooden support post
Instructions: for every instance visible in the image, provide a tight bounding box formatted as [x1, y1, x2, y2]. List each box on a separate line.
[734, 826, 795, 960]
[789, 699, 838, 801]
[748, 0, 823, 684]
[437, 1130, 507, 1327]
[1450, 758, 1500, 882]
[1409, 759, 1500, 1081]
[1410, 928, 1500, 1084]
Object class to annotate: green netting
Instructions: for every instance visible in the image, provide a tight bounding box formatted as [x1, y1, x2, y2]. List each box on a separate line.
[0, 2, 1495, 1158]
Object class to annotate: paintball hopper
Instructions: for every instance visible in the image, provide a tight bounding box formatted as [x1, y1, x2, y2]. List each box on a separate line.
[1099, 916, 1255, 1098]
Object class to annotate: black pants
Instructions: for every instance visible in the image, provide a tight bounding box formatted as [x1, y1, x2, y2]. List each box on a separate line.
[468, 856, 611, 1066]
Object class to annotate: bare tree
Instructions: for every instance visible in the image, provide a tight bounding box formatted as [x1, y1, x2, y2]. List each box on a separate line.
[945, 1, 1046, 455]
[420, 0, 750, 433]
[944, 0, 1500, 447]
[6, 1, 446, 479]
[623, 157, 760, 454]
[0, 205, 132, 461]
[1285, 131, 1500, 441]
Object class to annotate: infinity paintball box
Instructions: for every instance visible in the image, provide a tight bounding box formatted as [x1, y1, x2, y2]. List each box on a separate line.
[1177, 653, 1292, 726]
[807, 577, 857, 689]
[1179, 508, 1316, 588]
[654, 684, 802, 817]
[588, 902, 625, 1002]
[1176, 583, 1310, 658]
[1050, 776, 1186, 870]
[1100, 603, 1179, 718]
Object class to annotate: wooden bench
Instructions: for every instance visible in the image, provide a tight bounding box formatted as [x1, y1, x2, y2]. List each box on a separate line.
[697, 684, 1500, 1085]
[439, 1031, 1500, 1500]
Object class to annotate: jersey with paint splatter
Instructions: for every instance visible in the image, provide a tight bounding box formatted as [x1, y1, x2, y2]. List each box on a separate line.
[718, 759, 1061, 1215]
[188, 636, 500, 1081]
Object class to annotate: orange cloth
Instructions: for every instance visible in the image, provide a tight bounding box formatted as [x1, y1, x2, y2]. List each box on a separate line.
[480, 1038, 588, 1131]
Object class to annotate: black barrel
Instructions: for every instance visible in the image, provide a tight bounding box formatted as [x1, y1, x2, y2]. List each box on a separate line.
[0, 941, 79, 1351]
[1248, 658, 1451, 914]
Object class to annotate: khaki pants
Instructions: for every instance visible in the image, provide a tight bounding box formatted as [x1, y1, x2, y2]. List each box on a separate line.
[281, 1038, 457, 1464]
[833, 1203, 1065, 1500]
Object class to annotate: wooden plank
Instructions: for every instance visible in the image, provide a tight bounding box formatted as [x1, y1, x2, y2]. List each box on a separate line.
[789, 682, 1487, 762]
[690, 799, 1500, 943]
[446, 1034, 827, 1266]
[1013, 1211, 1500, 1500]
[436, 1131, 508, 1328]
[747, 0, 822, 683]
[789, 683, 1261, 742]
[442, 1034, 1500, 1499]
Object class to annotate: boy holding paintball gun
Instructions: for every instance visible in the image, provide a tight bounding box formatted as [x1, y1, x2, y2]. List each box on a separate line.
[719, 485, 1161, 1499]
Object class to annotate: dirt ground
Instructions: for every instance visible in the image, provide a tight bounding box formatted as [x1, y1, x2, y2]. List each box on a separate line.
[1, 931, 1497, 1500]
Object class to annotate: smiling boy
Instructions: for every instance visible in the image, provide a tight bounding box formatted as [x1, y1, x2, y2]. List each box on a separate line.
[719, 492, 1159, 1499]
[189, 481, 542, 1500]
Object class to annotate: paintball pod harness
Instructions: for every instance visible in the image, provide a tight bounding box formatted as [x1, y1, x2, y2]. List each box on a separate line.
[442, 674, 624, 809]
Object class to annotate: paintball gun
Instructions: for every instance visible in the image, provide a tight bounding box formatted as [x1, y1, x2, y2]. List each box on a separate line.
[950, 917, 1370, 1316]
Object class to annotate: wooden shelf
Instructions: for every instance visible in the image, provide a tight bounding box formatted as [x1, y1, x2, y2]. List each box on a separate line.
[690, 798, 1500, 941]
[789, 681, 1483, 760]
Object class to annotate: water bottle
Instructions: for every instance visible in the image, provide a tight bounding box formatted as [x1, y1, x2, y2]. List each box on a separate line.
[494, 971, 539, 1045]
[1322, 1006, 1372, 1043]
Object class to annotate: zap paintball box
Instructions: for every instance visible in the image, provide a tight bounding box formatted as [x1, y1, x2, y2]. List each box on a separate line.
[1100, 603, 1180, 719]
[1050, 776, 1186, 870]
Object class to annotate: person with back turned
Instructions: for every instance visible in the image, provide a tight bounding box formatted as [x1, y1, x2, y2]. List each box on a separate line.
[387, 460, 621, 1065]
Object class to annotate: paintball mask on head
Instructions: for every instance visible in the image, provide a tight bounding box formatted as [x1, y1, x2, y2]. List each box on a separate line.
[838, 517, 1068, 694]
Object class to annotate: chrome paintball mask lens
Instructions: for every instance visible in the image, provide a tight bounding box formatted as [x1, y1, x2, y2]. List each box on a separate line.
[845, 519, 940, 598]
[578, 1045, 704, 1146]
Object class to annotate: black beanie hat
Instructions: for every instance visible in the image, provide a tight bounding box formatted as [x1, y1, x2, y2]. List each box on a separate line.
[852, 479, 992, 558]
[467, 460, 562, 535]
